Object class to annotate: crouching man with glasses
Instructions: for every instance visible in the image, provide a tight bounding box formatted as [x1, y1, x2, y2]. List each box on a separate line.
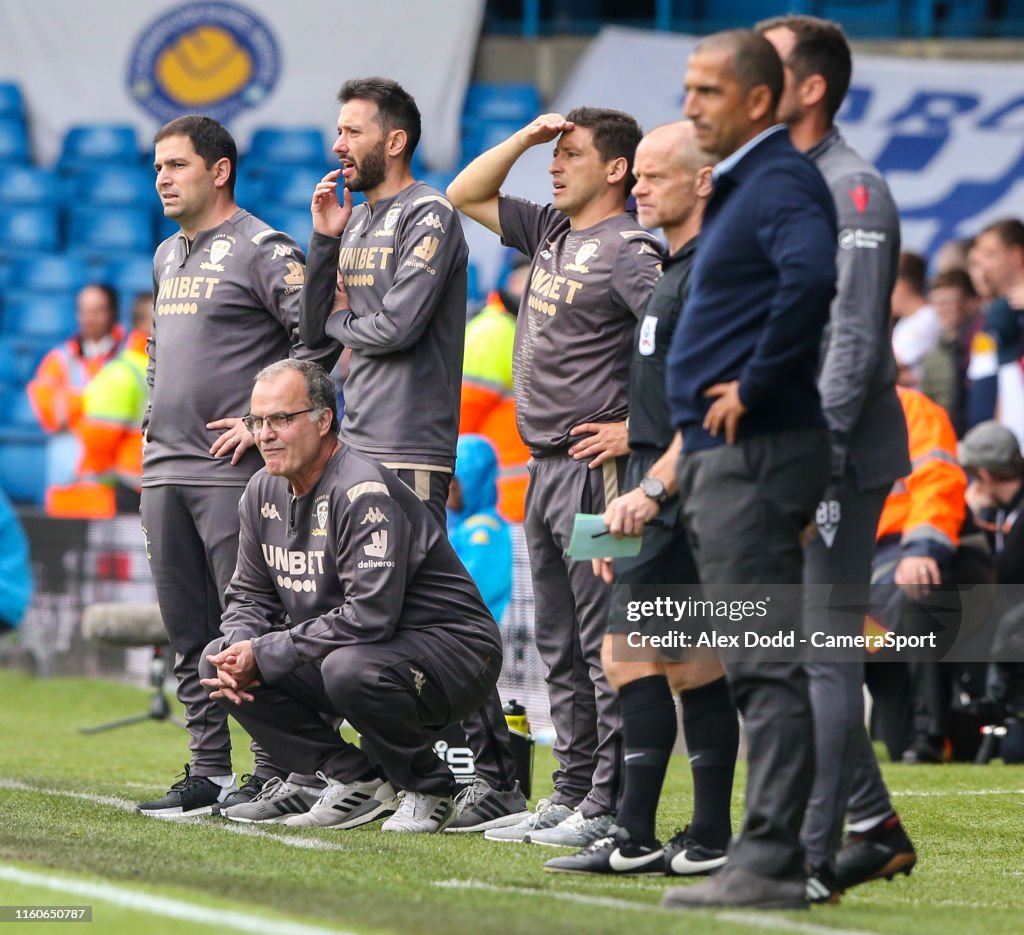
[200, 358, 504, 833]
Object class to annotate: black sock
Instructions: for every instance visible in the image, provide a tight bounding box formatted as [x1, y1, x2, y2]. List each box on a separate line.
[615, 675, 676, 847]
[681, 676, 738, 851]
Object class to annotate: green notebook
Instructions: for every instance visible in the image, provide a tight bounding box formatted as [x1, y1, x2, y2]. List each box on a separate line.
[566, 513, 644, 560]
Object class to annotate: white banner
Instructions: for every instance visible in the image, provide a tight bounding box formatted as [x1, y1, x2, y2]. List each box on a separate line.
[503, 26, 1024, 261]
[0, 0, 483, 170]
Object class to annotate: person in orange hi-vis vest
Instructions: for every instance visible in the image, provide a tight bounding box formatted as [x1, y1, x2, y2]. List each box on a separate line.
[459, 255, 531, 522]
[46, 293, 152, 518]
[27, 283, 125, 488]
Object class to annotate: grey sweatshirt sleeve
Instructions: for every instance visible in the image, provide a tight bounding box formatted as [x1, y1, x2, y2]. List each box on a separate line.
[220, 492, 285, 644]
[324, 195, 466, 356]
[611, 232, 663, 321]
[253, 489, 422, 680]
[497, 195, 559, 260]
[249, 229, 340, 371]
[818, 172, 901, 441]
[298, 231, 343, 351]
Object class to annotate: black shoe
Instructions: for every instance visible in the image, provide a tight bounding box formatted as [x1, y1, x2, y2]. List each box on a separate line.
[835, 815, 917, 890]
[901, 737, 944, 764]
[211, 774, 269, 815]
[544, 826, 664, 875]
[137, 764, 235, 818]
[664, 826, 728, 876]
[805, 860, 843, 904]
[662, 864, 807, 911]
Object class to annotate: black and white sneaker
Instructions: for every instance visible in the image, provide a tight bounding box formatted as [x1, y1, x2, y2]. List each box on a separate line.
[136, 764, 237, 818]
[220, 776, 322, 824]
[446, 778, 530, 832]
[806, 861, 844, 904]
[543, 826, 665, 875]
[835, 815, 917, 890]
[664, 827, 728, 876]
[212, 773, 270, 815]
[283, 773, 398, 828]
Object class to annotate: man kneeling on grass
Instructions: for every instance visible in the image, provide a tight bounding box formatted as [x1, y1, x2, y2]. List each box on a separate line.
[199, 359, 504, 833]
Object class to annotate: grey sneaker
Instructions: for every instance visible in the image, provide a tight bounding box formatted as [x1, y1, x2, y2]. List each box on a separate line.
[380, 790, 455, 833]
[446, 778, 530, 832]
[483, 798, 574, 842]
[283, 773, 398, 829]
[211, 773, 270, 815]
[221, 776, 322, 824]
[525, 809, 615, 847]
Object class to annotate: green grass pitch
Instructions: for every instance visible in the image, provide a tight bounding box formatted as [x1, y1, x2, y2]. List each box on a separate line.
[0, 670, 1022, 934]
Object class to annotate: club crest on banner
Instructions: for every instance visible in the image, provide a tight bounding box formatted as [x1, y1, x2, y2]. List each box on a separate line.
[126, 1, 280, 122]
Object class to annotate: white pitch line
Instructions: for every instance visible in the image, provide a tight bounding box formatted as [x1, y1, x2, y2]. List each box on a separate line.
[432, 880, 881, 935]
[888, 788, 1024, 798]
[0, 780, 350, 852]
[0, 865, 352, 935]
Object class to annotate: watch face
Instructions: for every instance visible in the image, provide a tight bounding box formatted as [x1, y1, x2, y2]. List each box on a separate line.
[641, 478, 666, 502]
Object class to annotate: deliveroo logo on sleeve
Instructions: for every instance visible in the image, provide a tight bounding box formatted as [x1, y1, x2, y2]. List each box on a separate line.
[127, 1, 280, 123]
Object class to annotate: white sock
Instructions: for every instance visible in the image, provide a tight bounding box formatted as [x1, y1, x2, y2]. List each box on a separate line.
[207, 773, 236, 789]
[847, 811, 894, 834]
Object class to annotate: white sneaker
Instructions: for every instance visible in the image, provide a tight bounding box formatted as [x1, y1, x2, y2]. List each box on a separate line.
[483, 798, 574, 842]
[525, 809, 615, 847]
[283, 773, 398, 829]
[380, 790, 455, 833]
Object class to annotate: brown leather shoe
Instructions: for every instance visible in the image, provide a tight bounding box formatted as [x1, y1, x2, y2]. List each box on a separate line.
[661, 864, 808, 911]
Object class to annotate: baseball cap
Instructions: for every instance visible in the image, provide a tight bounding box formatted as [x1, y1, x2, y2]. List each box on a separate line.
[958, 421, 1023, 474]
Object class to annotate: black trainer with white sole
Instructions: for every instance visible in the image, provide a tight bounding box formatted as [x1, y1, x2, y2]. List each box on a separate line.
[544, 826, 665, 875]
[137, 764, 236, 818]
[663, 827, 728, 876]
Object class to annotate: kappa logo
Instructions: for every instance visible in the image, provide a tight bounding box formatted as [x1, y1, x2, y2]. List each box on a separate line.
[271, 244, 294, 260]
[410, 666, 426, 696]
[363, 529, 388, 558]
[413, 236, 440, 262]
[416, 212, 446, 232]
[637, 241, 660, 257]
[261, 502, 282, 521]
[360, 506, 388, 525]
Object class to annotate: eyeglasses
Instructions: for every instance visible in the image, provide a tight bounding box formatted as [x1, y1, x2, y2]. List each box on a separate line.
[243, 408, 320, 434]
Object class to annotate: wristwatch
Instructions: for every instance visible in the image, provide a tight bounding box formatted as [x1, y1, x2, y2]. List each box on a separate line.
[639, 476, 668, 505]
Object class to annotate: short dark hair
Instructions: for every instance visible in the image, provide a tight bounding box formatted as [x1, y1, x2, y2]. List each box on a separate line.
[897, 252, 928, 295]
[930, 268, 976, 298]
[696, 30, 784, 110]
[79, 282, 119, 324]
[980, 218, 1024, 253]
[255, 359, 338, 435]
[338, 77, 421, 164]
[755, 15, 851, 120]
[154, 115, 237, 197]
[564, 106, 643, 197]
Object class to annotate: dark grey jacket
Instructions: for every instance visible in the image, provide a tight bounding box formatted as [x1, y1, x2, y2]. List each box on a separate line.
[809, 128, 910, 490]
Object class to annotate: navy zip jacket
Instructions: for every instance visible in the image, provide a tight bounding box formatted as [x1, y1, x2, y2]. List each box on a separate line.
[667, 126, 838, 451]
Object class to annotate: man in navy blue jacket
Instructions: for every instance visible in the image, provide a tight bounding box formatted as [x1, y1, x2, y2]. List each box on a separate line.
[660, 30, 837, 911]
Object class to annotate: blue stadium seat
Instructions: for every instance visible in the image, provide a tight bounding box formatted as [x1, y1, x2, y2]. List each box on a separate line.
[247, 127, 328, 169]
[261, 208, 313, 251]
[0, 337, 54, 385]
[59, 125, 141, 172]
[12, 253, 91, 294]
[699, 1, 813, 30]
[0, 165, 61, 207]
[0, 205, 60, 256]
[461, 119, 527, 162]
[0, 83, 24, 119]
[820, 1, 905, 37]
[1, 290, 78, 341]
[66, 206, 155, 260]
[0, 431, 48, 503]
[260, 165, 330, 210]
[106, 254, 155, 325]
[0, 116, 30, 164]
[6, 386, 39, 429]
[68, 166, 157, 211]
[234, 168, 267, 212]
[463, 83, 542, 124]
